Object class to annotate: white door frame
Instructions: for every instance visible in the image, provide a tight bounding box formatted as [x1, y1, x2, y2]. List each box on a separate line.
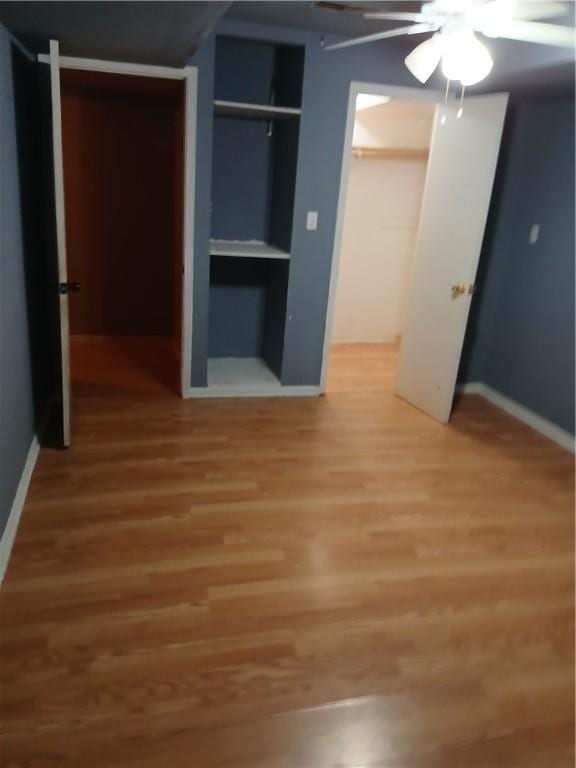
[319, 81, 445, 393]
[38, 52, 197, 398]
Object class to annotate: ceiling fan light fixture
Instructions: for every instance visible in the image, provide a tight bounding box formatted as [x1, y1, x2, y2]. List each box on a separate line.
[441, 29, 494, 86]
[404, 34, 445, 83]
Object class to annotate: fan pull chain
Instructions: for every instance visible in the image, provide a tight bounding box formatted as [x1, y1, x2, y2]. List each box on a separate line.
[457, 85, 466, 119]
[441, 79, 450, 126]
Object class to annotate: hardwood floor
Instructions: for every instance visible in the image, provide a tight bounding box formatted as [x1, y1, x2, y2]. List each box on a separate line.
[1, 343, 574, 767]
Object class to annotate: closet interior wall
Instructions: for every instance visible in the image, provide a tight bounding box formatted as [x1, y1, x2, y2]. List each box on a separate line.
[60, 70, 184, 343]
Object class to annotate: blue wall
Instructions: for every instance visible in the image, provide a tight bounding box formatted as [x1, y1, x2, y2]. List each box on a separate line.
[209, 257, 269, 357]
[189, 19, 422, 386]
[0, 26, 45, 537]
[211, 116, 274, 243]
[211, 36, 278, 244]
[191, 19, 575, 420]
[460, 97, 575, 436]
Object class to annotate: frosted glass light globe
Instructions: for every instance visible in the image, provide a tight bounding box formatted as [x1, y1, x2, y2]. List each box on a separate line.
[405, 34, 445, 84]
[441, 29, 494, 86]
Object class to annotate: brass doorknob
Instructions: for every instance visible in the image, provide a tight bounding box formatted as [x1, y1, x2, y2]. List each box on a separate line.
[451, 283, 476, 298]
[451, 283, 467, 298]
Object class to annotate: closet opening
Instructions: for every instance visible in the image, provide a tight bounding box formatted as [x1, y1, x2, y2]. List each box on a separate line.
[207, 35, 304, 392]
[60, 68, 185, 396]
[326, 93, 435, 393]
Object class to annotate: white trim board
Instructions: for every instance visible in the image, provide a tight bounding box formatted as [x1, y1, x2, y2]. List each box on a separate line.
[319, 81, 445, 394]
[37, 53, 187, 79]
[0, 436, 40, 585]
[181, 65, 197, 398]
[458, 382, 575, 454]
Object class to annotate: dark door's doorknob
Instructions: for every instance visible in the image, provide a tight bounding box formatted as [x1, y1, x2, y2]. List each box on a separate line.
[59, 282, 80, 295]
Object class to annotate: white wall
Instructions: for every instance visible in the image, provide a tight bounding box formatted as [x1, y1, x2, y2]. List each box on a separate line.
[352, 99, 434, 150]
[332, 100, 434, 344]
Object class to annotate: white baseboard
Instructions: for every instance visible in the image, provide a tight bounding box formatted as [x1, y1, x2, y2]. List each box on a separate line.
[457, 382, 485, 396]
[458, 382, 575, 454]
[0, 435, 40, 585]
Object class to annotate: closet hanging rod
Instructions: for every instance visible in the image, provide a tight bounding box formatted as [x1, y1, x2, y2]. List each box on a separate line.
[351, 147, 429, 160]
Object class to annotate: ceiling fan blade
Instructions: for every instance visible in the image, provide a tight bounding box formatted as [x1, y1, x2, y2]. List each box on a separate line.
[485, 19, 575, 47]
[363, 12, 432, 22]
[313, 0, 434, 11]
[507, 1, 570, 20]
[324, 23, 439, 51]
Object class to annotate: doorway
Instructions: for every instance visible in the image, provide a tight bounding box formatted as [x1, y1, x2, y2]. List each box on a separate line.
[327, 91, 435, 395]
[60, 68, 185, 396]
[322, 82, 507, 421]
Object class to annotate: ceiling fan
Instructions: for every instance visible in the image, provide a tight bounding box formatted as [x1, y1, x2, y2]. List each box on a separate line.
[321, 1, 574, 86]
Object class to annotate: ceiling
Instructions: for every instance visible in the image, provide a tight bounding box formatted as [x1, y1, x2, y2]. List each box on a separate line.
[0, 1, 229, 66]
[0, 0, 573, 90]
[226, 1, 426, 38]
[225, 1, 575, 91]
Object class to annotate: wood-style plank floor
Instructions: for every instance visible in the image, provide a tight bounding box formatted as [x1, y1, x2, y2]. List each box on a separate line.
[1, 342, 574, 767]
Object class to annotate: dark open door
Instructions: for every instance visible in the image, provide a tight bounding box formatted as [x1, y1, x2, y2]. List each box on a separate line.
[39, 39, 71, 447]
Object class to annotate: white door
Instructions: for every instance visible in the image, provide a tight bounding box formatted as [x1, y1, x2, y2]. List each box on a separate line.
[49, 39, 71, 446]
[396, 93, 508, 423]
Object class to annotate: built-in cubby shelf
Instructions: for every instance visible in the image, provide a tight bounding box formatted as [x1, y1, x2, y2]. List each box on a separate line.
[214, 100, 301, 120]
[210, 239, 290, 260]
[204, 35, 305, 392]
[207, 357, 281, 389]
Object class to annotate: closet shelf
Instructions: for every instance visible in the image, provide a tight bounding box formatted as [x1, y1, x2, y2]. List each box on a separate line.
[214, 100, 301, 120]
[208, 357, 281, 389]
[210, 239, 290, 260]
[351, 146, 429, 161]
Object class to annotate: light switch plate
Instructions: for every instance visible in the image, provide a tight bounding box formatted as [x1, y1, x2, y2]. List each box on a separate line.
[306, 211, 318, 231]
[529, 224, 540, 245]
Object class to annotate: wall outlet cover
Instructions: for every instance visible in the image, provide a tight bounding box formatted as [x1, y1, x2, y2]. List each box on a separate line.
[529, 224, 540, 245]
[306, 211, 318, 231]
